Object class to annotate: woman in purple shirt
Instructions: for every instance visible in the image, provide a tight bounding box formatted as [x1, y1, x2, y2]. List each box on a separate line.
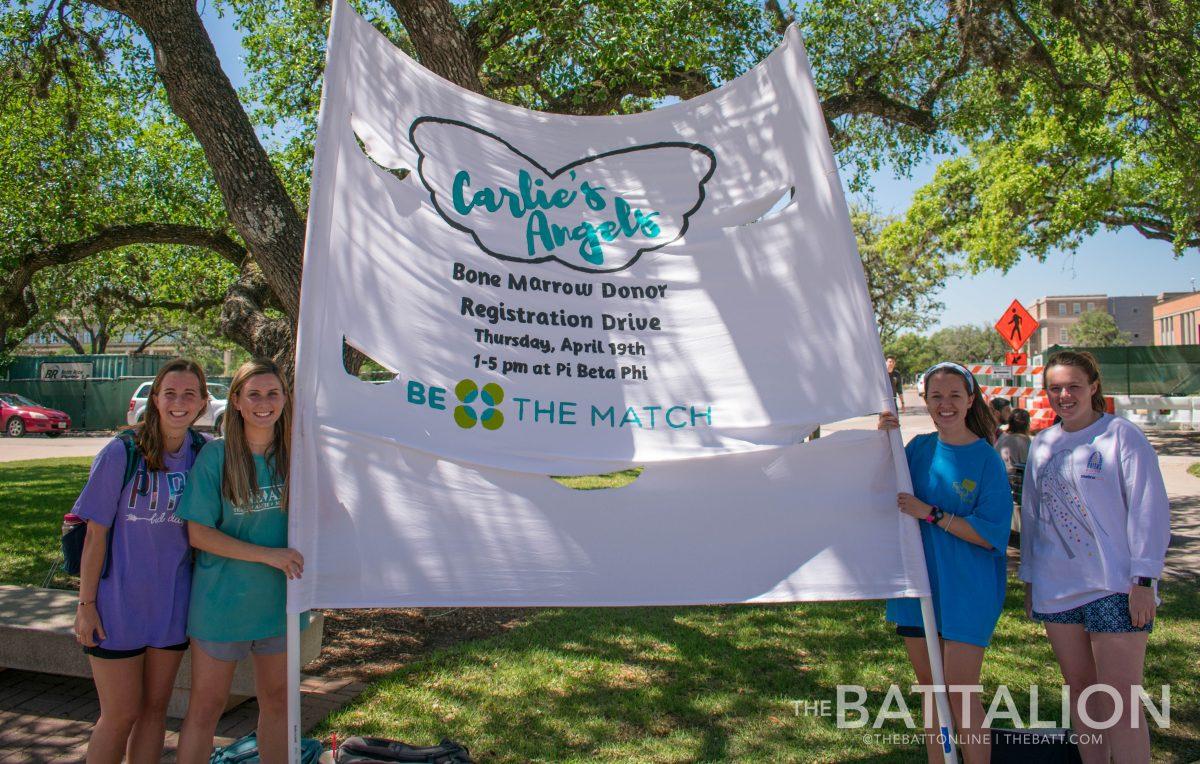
[72, 358, 209, 764]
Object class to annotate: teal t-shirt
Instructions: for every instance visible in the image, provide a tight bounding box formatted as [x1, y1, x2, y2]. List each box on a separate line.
[176, 439, 307, 642]
[886, 433, 1013, 647]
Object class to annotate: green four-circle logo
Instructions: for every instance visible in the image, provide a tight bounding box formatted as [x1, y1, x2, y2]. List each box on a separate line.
[454, 379, 505, 430]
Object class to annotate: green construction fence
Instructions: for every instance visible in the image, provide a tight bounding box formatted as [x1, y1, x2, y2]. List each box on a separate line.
[1, 354, 173, 382]
[0, 377, 150, 430]
[1044, 345, 1200, 396]
[1, 354, 231, 431]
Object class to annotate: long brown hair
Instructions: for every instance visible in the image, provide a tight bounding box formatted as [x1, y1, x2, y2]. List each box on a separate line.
[135, 358, 208, 472]
[1044, 350, 1106, 412]
[923, 364, 997, 444]
[222, 358, 291, 510]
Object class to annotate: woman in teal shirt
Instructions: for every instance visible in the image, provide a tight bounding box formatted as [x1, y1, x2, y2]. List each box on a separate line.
[880, 362, 1013, 764]
[174, 359, 305, 764]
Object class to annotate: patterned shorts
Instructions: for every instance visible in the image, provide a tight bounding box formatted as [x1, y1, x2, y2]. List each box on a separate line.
[1032, 593, 1153, 633]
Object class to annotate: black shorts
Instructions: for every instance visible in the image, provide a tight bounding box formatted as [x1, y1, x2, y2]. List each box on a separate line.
[895, 625, 942, 639]
[83, 640, 189, 660]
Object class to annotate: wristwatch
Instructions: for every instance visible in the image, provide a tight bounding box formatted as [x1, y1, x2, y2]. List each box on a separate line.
[1134, 576, 1155, 588]
[924, 505, 945, 524]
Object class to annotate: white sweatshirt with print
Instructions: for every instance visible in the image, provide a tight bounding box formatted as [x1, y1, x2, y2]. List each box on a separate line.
[1018, 413, 1170, 613]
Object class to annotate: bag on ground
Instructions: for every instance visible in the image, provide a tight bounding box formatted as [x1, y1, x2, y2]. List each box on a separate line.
[336, 736, 474, 763]
[209, 732, 323, 763]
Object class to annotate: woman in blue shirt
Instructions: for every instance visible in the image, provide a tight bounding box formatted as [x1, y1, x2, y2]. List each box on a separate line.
[880, 362, 1013, 764]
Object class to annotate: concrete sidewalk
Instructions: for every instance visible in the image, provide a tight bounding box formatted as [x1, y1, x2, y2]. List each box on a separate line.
[0, 669, 362, 762]
[0, 435, 108, 464]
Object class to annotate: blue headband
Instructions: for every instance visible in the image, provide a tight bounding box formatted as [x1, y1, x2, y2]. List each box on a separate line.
[922, 362, 976, 394]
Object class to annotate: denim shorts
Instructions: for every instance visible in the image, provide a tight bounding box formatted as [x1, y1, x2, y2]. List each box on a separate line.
[1032, 593, 1153, 633]
[193, 634, 287, 662]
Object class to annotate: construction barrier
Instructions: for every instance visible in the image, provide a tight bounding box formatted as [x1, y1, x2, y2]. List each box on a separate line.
[1111, 395, 1200, 431]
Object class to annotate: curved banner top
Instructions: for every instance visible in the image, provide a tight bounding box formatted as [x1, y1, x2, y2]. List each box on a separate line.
[294, 2, 895, 476]
[287, 2, 928, 610]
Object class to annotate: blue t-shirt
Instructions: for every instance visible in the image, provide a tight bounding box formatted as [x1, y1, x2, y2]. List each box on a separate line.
[886, 433, 1013, 647]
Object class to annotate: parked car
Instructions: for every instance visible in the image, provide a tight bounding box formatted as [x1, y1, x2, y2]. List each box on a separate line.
[0, 393, 72, 437]
[127, 381, 229, 432]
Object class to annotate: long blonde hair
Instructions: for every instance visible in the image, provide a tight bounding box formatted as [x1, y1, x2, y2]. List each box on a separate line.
[135, 358, 208, 472]
[222, 359, 291, 510]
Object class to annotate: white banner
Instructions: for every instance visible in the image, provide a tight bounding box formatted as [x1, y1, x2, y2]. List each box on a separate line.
[289, 1, 928, 609]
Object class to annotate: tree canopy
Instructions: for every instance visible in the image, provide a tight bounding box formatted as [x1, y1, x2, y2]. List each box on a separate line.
[1071, 310, 1131, 347]
[2, 0, 1195, 363]
[885, 323, 1010, 377]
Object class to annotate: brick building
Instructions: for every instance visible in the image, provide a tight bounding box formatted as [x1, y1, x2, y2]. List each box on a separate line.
[1154, 292, 1200, 346]
[1026, 294, 1156, 355]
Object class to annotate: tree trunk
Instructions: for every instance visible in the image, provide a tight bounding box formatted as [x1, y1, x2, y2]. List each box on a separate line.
[94, 0, 306, 326]
[387, 0, 483, 91]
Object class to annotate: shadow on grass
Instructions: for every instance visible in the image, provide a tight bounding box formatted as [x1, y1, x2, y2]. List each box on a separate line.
[0, 458, 91, 587]
[318, 584, 1200, 763]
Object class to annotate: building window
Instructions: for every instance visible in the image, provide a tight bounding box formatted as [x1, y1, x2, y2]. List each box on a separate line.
[1133, 307, 1139, 314]
[1058, 303, 1067, 316]
[1060, 328, 1070, 343]
[1073, 302, 1081, 314]
[1087, 302, 1095, 311]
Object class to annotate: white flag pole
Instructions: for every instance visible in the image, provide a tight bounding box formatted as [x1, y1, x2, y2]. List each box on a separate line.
[918, 597, 958, 763]
[287, 611, 302, 764]
[287, 0, 347, 756]
[884, 407, 959, 764]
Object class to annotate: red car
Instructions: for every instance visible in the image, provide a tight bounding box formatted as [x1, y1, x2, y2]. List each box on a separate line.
[0, 393, 72, 437]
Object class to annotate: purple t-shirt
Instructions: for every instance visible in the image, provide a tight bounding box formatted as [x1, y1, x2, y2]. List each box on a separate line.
[73, 436, 204, 650]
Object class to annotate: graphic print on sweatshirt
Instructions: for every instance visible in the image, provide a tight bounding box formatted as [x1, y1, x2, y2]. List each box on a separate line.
[1037, 449, 1108, 559]
[124, 471, 188, 526]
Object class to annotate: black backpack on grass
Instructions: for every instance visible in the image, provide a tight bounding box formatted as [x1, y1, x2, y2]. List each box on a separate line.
[60, 428, 207, 577]
[336, 737, 474, 764]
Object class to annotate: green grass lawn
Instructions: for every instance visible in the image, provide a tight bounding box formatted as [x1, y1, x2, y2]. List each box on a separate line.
[1188, 462, 1200, 479]
[0, 456, 91, 587]
[316, 589, 1199, 763]
[3, 458, 1197, 761]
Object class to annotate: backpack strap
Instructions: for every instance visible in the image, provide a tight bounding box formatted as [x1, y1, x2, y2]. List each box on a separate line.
[102, 430, 142, 581]
[187, 427, 207, 456]
[116, 429, 141, 490]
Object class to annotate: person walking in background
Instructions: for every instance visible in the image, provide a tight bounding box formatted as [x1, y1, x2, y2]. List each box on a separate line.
[72, 359, 210, 764]
[996, 408, 1032, 510]
[1019, 351, 1169, 764]
[175, 359, 308, 764]
[996, 408, 1031, 467]
[880, 362, 1013, 763]
[990, 397, 1012, 438]
[886, 356, 907, 414]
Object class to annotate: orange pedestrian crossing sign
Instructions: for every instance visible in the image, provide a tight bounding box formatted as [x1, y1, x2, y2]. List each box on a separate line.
[995, 299, 1037, 352]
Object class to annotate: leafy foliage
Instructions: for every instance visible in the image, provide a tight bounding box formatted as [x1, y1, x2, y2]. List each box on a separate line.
[3, 0, 1197, 361]
[885, 323, 1009, 379]
[852, 207, 948, 344]
[0, 5, 236, 352]
[881, 1, 1200, 270]
[1071, 310, 1131, 348]
[882, 333, 938, 379]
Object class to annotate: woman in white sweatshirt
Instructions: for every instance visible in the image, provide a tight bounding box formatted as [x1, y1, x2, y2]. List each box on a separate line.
[1019, 351, 1170, 764]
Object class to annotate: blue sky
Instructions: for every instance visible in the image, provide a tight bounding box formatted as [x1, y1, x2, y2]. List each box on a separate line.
[201, 7, 1199, 334]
